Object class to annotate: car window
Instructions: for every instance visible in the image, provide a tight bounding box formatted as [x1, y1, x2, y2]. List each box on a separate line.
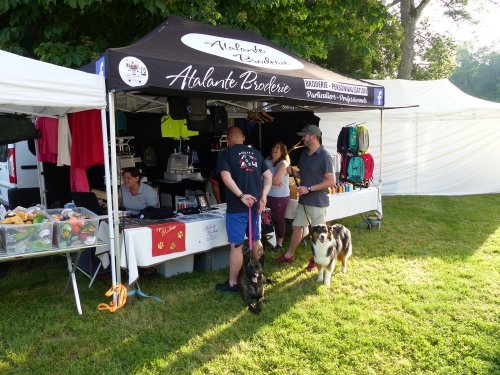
[0, 144, 7, 162]
[27, 140, 36, 156]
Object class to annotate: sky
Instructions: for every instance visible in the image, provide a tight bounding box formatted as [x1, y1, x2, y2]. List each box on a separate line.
[422, 0, 500, 51]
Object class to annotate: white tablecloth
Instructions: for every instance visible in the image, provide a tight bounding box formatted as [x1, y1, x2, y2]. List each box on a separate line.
[122, 212, 228, 284]
[285, 187, 380, 221]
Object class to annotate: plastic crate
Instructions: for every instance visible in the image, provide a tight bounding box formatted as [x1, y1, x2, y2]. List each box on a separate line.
[0, 213, 53, 255]
[193, 245, 230, 272]
[156, 254, 194, 278]
[48, 207, 99, 248]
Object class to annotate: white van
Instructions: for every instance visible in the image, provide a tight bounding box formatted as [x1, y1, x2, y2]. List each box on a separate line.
[0, 140, 41, 208]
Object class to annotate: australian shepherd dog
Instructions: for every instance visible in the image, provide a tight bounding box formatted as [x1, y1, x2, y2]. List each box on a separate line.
[310, 224, 352, 287]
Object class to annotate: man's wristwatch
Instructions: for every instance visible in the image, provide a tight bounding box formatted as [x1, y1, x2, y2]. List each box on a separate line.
[307, 186, 312, 192]
[238, 193, 244, 199]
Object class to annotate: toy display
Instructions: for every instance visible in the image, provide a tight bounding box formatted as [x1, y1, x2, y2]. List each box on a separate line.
[49, 207, 98, 248]
[0, 206, 53, 255]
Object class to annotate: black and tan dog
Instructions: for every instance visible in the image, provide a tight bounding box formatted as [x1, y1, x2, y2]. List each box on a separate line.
[239, 252, 272, 314]
[310, 224, 352, 287]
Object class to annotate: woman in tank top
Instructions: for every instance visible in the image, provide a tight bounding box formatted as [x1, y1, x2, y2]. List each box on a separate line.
[266, 142, 291, 252]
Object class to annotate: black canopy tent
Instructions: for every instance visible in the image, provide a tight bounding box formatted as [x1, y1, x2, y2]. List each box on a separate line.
[83, 16, 385, 111]
[83, 16, 387, 284]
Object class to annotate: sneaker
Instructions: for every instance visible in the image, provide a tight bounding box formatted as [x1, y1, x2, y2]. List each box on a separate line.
[215, 280, 240, 293]
[272, 244, 283, 254]
[273, 255, 295, 264]
[306, 258, 317, 271]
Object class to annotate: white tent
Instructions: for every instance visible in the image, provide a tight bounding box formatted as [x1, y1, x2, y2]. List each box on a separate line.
[319, 79, 500, 195]
[0, 50, 118, 311]
[0, 50, 107, 117]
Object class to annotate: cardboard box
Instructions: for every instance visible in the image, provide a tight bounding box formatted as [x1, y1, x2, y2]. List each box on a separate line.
[194, 245, 230, 272]
[156, 254, 194, 278]
[0, 214, 53, 255]
[48, 207, 99, 248]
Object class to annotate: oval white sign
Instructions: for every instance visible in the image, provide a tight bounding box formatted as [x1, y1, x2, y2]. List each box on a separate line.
[181, 33, 304, 71]
[118, 56, 149, 87]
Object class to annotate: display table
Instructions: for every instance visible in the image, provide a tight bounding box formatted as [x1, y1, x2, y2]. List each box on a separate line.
[285, 187, 380, 221]
[97, 206, 228, 285]
[0, 241, 106, 315]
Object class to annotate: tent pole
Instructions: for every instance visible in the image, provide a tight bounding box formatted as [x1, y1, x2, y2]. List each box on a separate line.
[100, 106, 117, 301]
[108, 91, 122, 285]
[377, 109, 384, 219]
[34, 139, 47, 208]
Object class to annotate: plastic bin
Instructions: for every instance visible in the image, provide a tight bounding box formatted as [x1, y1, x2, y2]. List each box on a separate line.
[156, 254, 194, 278]
[193, 246, 230, 272]
[48, 207, 99, 248]
[0, 213, 53, 255]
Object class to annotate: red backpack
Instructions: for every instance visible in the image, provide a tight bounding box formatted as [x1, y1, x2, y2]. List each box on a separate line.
[361, 153, 374, 181]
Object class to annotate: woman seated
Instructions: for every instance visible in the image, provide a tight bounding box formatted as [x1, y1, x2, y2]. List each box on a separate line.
[119, 167, 159, 215]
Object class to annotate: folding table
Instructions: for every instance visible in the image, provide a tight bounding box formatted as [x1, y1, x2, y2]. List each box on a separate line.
[0, 241, 106, 315]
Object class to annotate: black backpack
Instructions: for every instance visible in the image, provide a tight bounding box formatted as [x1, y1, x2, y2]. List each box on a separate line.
[337, 127, 350, 153]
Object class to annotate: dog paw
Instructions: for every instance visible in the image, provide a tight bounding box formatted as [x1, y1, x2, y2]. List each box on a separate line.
[341, 267, 347, 273]
[264, 277, 275, 284]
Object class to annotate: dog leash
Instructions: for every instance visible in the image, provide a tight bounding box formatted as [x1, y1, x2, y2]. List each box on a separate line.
[248, 206, 253, 251]
[98, 283, 127, 313]
[289, 167, 312, 228]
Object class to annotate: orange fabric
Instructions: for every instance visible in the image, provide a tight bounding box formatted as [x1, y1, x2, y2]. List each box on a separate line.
[149, 221, 186, 256]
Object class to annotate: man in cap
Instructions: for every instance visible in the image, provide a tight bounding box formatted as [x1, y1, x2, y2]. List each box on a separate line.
[273, 124, 335, 270]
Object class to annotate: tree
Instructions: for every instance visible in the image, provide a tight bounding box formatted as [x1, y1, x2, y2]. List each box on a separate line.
[450, 47, 500, 102]
[386, 0, 470, 79]
[411, 22, 457, 80]
[0, 0, 397, 80]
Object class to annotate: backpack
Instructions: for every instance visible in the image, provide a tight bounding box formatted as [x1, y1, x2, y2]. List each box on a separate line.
[361, 153, 374, 181]
[357, 124, 369, 152]
[187, 97, 207, 122]
[348, 126, 358, 153]
[347, 156, 365, 183]
[337, 127, 350, 153]
[339, 152, 351, 181]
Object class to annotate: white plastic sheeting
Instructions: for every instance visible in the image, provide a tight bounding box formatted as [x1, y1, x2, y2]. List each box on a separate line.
[319, 79, 500, 195]
[0, 50, 106, 116]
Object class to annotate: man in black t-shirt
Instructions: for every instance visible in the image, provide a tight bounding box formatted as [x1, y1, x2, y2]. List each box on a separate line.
[215, 126, 272, 292]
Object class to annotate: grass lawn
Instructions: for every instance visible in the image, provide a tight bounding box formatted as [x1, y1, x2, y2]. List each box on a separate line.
[0, 195, 499, 374]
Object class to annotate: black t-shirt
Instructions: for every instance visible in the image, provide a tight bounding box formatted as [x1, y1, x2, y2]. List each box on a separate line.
[216, 144, 269, 213]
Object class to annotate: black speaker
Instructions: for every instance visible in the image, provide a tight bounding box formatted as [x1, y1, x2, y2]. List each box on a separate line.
[167, 97, 188, 120]
[208, 106, 228, 131]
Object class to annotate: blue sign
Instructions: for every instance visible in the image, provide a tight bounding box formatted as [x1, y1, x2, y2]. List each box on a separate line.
[373, 88, 384, 106]
[96, 57, 105, 77]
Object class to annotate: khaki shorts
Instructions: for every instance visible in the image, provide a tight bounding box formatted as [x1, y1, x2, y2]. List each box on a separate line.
[292, 205, 327, 227]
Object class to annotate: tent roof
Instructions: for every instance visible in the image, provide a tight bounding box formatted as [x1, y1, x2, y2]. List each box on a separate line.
[84, 16, 385, 112]
[368, 79, 500, 116]
[0, 50, 107, 117]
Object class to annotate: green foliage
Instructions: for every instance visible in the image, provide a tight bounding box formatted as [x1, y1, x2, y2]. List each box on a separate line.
[0, 195, 499, 374]
[412, 28, 457, 80]
[0, 0, 398, 79]
[450, 47, 500, 102]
